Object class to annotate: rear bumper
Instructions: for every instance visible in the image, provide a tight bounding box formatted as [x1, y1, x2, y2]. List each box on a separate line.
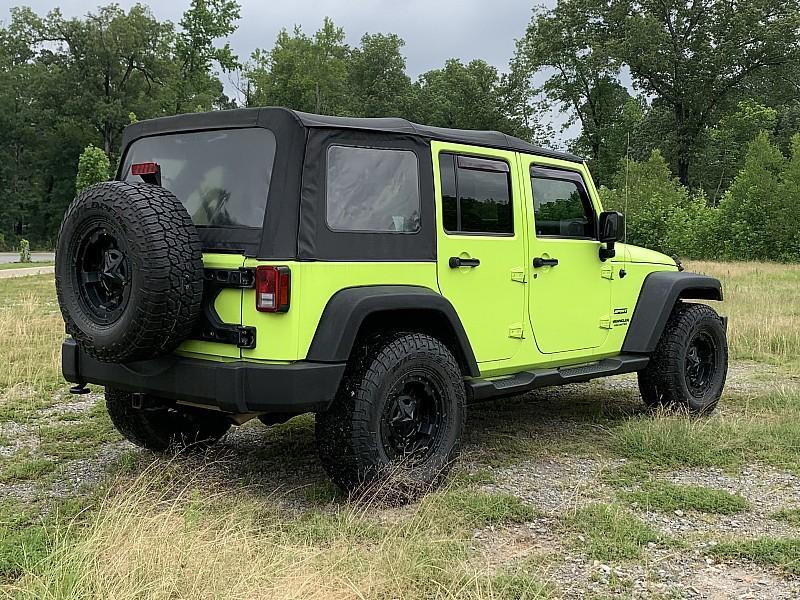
[62, 338, 345, 414]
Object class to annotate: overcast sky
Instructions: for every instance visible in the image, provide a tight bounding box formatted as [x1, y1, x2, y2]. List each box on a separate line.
[2, 0, 543, 76]
[2, 0, 576, 142]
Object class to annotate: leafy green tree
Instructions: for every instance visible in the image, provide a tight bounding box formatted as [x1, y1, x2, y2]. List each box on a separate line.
[347, 33, 412, 117]
[717, 132, 800, 261]
[18, 238, 31, 263]
[697, 100, 778, 204]
[248, 18, 350, 114]
[571, 87, 644, 185]
[411, 59, 533, 139]
[37, 5, 175, 156]
[600, 150, 692, 253]
[515, 0, 628, 178]
[607, 0, 800, 186]
[0, 9, 42, 245]
[75, 144, 110, 193]
[171, 0, 240, 113]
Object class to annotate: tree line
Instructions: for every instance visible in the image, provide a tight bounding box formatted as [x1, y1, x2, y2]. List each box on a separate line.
[2, 0, 799, 260]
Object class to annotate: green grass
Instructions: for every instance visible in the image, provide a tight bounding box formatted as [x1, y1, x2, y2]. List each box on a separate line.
[772, 508, 800, 527]
[568, 504, 664, 561]
[484, 571, 550, 598]
[711, 538, 800, 574]
[619, 480, 750, 514]
[0, 454, 56, 483]
[424, 488, 538, 531]
[0, 269, 799, 595]
[610, 391, 800, 473]
[0, 261, 53, 271]
[37, 402, 119, 460]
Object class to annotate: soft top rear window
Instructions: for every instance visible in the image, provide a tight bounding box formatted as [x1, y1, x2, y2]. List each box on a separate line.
[121, 128, 276, 228]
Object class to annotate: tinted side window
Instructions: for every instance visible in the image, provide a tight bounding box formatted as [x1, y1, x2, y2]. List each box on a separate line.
[326, 146, 420, 233]
[439, 153, 512, 235]
[531, 177, 594, 238]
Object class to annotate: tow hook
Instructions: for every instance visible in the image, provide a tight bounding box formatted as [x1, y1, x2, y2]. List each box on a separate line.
[69, 382, 91, 395]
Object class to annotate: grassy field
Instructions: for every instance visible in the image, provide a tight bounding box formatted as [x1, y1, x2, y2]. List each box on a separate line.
[0, 262, 798, 598]
[0, 262, 54, 271]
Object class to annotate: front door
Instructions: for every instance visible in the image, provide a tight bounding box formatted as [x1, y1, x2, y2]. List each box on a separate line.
[433, 142, 527, 364]
[522, 162, 611, 354]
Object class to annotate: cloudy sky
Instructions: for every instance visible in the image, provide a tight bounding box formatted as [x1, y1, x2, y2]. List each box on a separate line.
[2, 0, 576, 141]
[2, 0, 542, 76]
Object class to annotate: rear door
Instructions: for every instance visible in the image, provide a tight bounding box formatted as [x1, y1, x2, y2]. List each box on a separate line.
[433, 142, 527, 364]
[521, 160, 611, 354]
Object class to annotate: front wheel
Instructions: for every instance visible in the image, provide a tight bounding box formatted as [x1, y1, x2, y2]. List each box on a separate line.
[315, 333, 466, 494]
[638, 303, 728, 415]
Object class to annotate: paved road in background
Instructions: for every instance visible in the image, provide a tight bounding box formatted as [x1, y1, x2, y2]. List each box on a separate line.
[0, 252, 55, 264]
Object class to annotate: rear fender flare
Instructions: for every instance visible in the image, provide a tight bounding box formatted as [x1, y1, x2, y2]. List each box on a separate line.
[306, 285, 479, 377]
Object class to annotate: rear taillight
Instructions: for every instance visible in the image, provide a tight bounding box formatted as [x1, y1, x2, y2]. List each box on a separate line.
[255, 266, 290, 313]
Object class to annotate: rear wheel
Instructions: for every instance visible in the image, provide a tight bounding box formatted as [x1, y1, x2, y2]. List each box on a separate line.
[638, 303, 728, 414]
[315, 333, 466, 494]
[106, 388, 231, 452]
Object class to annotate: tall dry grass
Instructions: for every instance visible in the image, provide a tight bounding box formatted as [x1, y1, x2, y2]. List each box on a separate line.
[687, 261, 800, 368]
[3, 463, 548, 600]
[0, 278, 63, 415]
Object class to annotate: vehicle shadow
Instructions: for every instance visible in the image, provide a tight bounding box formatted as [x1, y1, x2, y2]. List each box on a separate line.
[138, 378, 646, 507]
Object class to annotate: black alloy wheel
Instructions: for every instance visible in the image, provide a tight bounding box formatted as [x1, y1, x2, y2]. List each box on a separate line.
[74, 223, 132, 325]
[316, 332, 466, 495]
[381, 372, 446, 462]
[685, 330, 717, 397]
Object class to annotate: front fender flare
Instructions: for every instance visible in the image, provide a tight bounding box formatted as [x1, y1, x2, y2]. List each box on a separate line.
[622, 271, 723, 354]
[306, 285, 479, 377]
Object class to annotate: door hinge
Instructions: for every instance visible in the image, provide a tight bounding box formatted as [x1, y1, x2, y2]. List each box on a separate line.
[511, 267, 526, 283]
[599, 316, 612, 329]
[600, 264, 614, 280]
[508, 323, 524, 338]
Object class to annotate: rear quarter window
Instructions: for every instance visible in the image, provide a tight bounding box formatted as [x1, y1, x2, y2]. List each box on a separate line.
[121, 128, 276, 228]
[325, 145, 421, 233]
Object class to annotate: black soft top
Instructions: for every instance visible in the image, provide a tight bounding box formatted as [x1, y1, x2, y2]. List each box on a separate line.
[119, 107, 583, 260]
[121, 107, 582, 163]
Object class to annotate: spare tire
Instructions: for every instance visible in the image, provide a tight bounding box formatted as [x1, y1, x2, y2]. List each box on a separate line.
[55, 181, 204, 363]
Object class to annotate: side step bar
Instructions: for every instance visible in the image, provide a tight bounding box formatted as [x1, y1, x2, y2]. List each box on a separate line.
[466, 354, 650, 403]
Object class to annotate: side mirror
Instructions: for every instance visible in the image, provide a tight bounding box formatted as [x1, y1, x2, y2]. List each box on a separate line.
[598, 211, 624, 261]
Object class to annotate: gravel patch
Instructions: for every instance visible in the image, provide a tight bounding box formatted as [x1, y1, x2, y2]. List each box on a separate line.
[481, 457, 622, 513]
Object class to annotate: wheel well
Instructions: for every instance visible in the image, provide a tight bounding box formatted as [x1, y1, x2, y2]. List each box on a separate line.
[352, 309, 473, 376]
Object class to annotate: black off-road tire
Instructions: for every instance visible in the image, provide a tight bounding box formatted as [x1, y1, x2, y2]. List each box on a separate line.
[315, 333, 466, 494]
[106, 388, 230, 452]
[56, 181, 204, 363]
[638, 303, 728, 415]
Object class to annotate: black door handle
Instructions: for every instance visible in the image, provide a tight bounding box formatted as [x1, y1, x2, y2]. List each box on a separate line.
[449, 256, 480, 268]
[532, 257, 559, 268]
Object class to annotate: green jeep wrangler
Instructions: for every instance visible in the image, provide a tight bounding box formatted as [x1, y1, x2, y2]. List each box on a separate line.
[56, 108, 728, 491]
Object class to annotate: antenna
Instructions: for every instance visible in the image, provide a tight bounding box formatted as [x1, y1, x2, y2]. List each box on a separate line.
[624, 132, 629, 248]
